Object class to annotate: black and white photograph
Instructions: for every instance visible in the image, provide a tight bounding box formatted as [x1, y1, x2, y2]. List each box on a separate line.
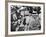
[11, 5, 41, 31]
[8, 2, 44, 35]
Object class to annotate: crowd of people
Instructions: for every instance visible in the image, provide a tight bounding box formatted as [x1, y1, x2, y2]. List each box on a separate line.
[11, 5, 41, 31]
